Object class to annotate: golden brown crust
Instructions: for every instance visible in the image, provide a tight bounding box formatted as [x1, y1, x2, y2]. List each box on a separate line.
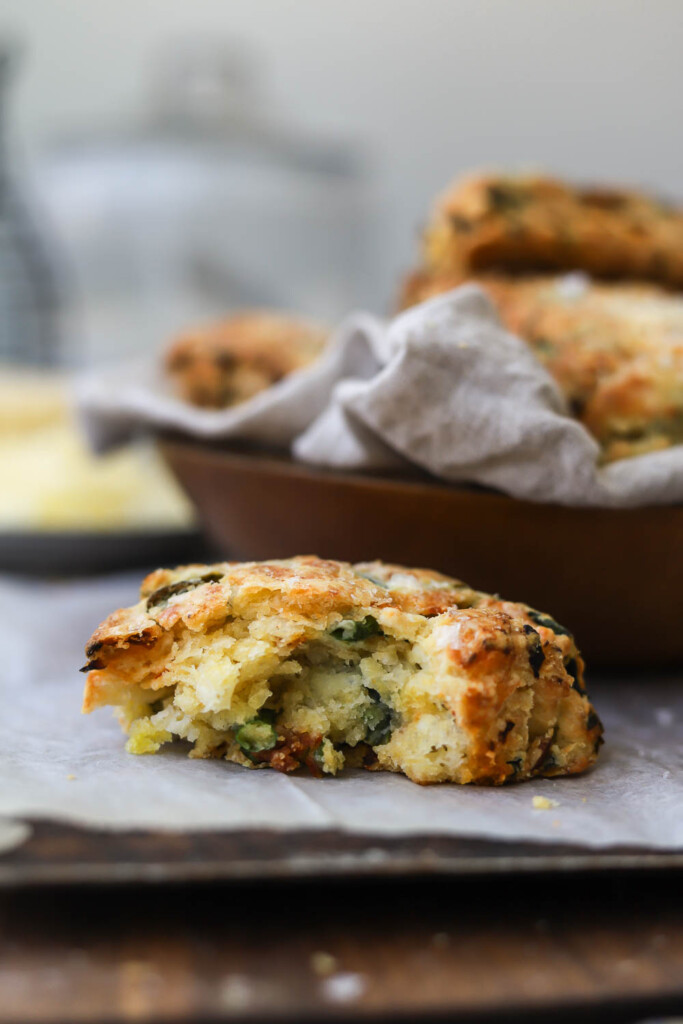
[85, 557, 474, 665]
[399, 270, 683, 462]
[85, 607, 162, 661]
[422, 171, 683, 288]
[166, 312, 328, 408]
[82, 557, 602, 785]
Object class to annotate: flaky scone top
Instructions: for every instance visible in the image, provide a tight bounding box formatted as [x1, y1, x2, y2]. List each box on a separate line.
[84, 557, 484, 668]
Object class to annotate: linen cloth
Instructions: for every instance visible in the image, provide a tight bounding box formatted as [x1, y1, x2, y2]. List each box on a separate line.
[77, 285, 683, 508]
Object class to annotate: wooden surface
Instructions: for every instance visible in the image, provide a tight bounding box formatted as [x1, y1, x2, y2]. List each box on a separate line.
[160, 438, 683, 665]
[1, 867, 683, 1023]
[2, 821, 683, 889]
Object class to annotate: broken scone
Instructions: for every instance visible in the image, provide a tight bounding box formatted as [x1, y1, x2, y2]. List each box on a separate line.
[82, 557, 603, 785]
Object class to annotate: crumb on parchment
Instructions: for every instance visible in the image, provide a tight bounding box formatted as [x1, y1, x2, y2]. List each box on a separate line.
[532, 795, 560, 810]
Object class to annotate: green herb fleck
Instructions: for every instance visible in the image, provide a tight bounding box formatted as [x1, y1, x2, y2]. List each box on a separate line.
[356, 572, 388, 588]
[235, 717, 278, 753]
[312, 744, 327, 771]
[523, 624, 545, 678]
[487, 183, 526, 213]
[587, 710, 602, 732]
[331, 615, 383, 642]
[527, 609, 573, 638]
[363, 687, 394, 746]
[146, 572, 224, 611]
[532, 336, 556, 356]
[450, 213, 472, 232]
[564, 655, 584, 693]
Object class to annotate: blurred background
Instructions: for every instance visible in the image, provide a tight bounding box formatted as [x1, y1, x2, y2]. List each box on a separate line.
[1, 0, 682, 560]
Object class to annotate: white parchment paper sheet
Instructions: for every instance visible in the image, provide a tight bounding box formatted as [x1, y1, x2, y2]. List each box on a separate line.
[1, 575, 681, 849]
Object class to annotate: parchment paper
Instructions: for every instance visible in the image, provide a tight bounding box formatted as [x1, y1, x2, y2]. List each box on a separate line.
[2, 574, 681, 849]
[77, 284, 683, 508]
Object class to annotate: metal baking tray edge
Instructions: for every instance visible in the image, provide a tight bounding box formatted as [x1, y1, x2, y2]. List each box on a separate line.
[2, 822, 681, 888]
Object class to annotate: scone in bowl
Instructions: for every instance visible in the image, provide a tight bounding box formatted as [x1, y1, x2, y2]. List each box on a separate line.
[159, 436, 683, 666]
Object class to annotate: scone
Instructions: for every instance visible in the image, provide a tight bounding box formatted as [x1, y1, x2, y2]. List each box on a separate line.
[166, 311, 328, 408]
[422, 171, 683, 288]
[82, 557, 603, 785]
[400, 271, 683, 462]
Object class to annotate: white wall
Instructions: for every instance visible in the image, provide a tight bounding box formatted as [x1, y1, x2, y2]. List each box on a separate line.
[4, 0, 683, 294]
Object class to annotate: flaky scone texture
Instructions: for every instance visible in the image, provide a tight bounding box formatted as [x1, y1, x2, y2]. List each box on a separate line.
[166, 311, 328, 408]
[400, 271, 683, 463]
[82, 557, 602, 786]
[422, 171, 683, 287]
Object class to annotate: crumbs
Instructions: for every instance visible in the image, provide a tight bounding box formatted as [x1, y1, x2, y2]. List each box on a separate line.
[532, 795, 560, 810]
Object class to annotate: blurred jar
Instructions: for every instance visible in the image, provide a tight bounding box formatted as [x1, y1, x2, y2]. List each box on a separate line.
[0, 40, 61, 366]
[31, 39, 377, 367]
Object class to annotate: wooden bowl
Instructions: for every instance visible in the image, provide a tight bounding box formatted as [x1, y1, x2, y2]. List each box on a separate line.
[160, 437, 683, 666]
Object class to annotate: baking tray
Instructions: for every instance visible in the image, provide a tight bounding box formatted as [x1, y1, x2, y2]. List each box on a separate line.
[2, 821, 682, 888]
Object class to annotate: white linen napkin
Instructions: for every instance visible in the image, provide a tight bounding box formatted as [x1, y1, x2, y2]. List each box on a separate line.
[77, 285, 683, 508]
